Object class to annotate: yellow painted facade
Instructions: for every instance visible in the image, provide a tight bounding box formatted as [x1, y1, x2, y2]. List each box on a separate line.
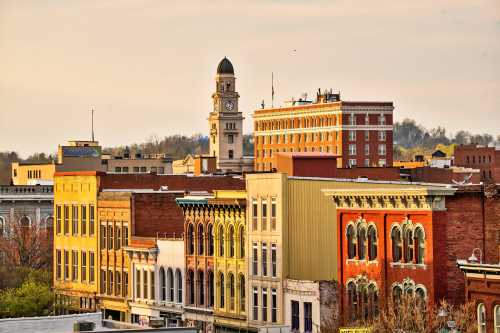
[97, 191, 132, 321]
[11, 162, 56, 185]
[53, 172, 100, 313]
[212, 190, 248, 330]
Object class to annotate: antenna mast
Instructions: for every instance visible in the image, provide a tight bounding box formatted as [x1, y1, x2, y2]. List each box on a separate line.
[91, 108, 95, 141]
[271, 72, 275, 108]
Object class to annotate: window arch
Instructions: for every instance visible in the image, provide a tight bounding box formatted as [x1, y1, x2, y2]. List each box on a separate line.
[391, 226, 402, 262]
[187, 224, 194, 255]
[346, 224, 356, 259]
[175, 269, 182, 303]
[219, 272, 225, 308]
[414, 226, 425, 264]
[494, 305, 500, 333]
[167, 268, 174, 302]
[198, 224, 204, 255]
[198, 270, 205, 305]
[367, 225, 377, 261]
[239, 226, 245, 258]
[347, 282, 357, 321]
[159, 267, 166, 301]
[357, 225, 367, 260]
[477, 303, 486, 333]
[368, 284, 379, 318]
[228, 272, 235, 311]
[207, 224, 214, 256]
[403, 225, 414, 263]
[187, 269, 195, 305]
[239, 274, 245, 312]
[20, 215, 31, 228]
[218, 225, 225, 257]
[415, 286, 426, 303]
[229, 226, 235, 258]
[392, 285, 403, 306]
[0, 216, 5, 237]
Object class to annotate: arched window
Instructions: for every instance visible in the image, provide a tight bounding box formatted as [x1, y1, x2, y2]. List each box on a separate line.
[187, 224, 194, 255]
[239, 274, 245, 312]
[198, 270, 204, 305]
[0, 216, 5, 237]
[239, 226, 245, 258]
[415, 286, 426, 306]
[367, 225, 377, 261]
[346, 225, 356, 259]
[175, 269, 182, 303]
[477, 303, 486, 333]
[229, 226, 235, 258]
[361, 287, 369, 321]
[494, 305, 500, 333]
[358, 225, 367, 260]
[391, 227, 402, 262]
[368, 284, 379, 318]
[198, 224, 204, 255]
[347, 282, 357, 321]
[43, 216, 54, 230]
[219, 225, 225, 257]
[159, 267, 166, 301]
[229, 273, 235, 310]
[208, 270, 214, 307]
[414, 227, 425, 264]
[392, 285, 402, 306]
[208, 224, 214, 256]
[403, 226, 414, 263]
[20, 216, 30, 228]
[219, 272, 225, 308]
[167, 268, 174, 302]
[187, 269, 195, 305]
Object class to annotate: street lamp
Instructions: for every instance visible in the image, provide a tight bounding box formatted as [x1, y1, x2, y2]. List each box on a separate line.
[468, 248, 482, 264]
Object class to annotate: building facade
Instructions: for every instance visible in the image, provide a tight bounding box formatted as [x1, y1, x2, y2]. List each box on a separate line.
[454, 144, 500, 183]
[253, 92, 394, 171]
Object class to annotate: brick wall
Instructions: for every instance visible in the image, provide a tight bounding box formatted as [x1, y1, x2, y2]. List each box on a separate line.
[335, 167, 400, 181]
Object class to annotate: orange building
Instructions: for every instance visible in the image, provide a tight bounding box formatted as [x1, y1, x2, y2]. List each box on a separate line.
[253, 90, 394, 171]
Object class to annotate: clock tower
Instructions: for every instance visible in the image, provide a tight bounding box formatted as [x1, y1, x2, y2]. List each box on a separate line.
[209, 57, 245, 172]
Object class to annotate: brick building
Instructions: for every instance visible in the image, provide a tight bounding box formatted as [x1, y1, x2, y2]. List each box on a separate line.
[454, 144, 500, 183]
[253, 90, 394, 171]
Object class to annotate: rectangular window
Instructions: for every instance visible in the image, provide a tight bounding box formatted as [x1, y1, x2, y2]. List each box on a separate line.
[115, 167, 122, 173]
[89, 206, 95, 236]
[81, 251, 87, 282]
[364, 144, 370, 155]
[116, 271, 121, 296]
[349, 113, 356, 125]
[378, 114, 386, 125]
[261, 200, 267, 231]
[140, 167, 147, 173]
[378, 159, 386, 167]
[364, 159, 370, 167]
[262, 288, 268, 322]
[271, 289, 277, 323]
[133, 167, 140, 173]
[252, 199, 258, 231]
[115, 225, 121, 250]
[56, 250, 62, 280]
[291, 300, 300, 331]
[365, 114, 370, 125]
[262, 243, 268, 277]
[228, 135, 234, 144]
[253, 287, 259, 321]
[143, 270, 148, 300]
[365, 130, 369, 141]
[71, 251, 78, 281]
[349, 159, 357, 167]
[100, 224, 106, 250]
[378, 144, 386, 156]
[56, 205, 62, 234]
[72, 205, 78, 236]
[271, 243, 277, 277]
[378, 130, 386, 141]
[124, 271, 129, 297]
[64, 205, 69, 235]
[108, 271, 113, 296]
[150, 271, 155, 300]
[349, 130, 356, 141]
[108, 225, 113, 250]
[252, 242, 258, 276]
[81, 205, 87, 236]
[271, 197, 277, 231]
[136, 269, 141, 298]
[89, 252, 95, 283]
[304, 302, 312, 333]
[123, 226, 129, 246]
[349, 144, 356, 156]
[101, 269, 106, 294]
[64, 250, 69, 280]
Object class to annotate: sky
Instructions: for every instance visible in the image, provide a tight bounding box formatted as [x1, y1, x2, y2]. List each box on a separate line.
[0, 0, 499, 157]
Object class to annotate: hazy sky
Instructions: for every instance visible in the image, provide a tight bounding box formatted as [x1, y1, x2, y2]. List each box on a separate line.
[1, 0, 499, 157]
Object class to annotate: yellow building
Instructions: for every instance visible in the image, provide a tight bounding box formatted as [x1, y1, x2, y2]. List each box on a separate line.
[11, 162, 56, 185]
[53, 171, 101, 313]
[97, 191, 132, 321]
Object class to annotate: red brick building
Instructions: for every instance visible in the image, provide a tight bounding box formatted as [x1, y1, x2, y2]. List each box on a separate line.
[253, 91, 394, 171]
[454, 144, 500, 183]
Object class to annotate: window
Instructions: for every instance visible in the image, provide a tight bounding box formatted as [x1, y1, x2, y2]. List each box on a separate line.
[89, 252, 95, 283]
[208, 224, 214, 256]
[271, 197, 277, 231]
[304, 302, 312, 333]
[347, 225, 356, 259]
[150, 270, 155, 300]
[349, 113, 356, 126]
[64, 205, 69, 235]
[100, 225, 106, 250]
[136, 269, 141, 298]
[364, 130, 369, 141]
[239, 226, 245, 258]
[89, 206, 95, 236]
[271, 244, 277, 277]
[160, 268, 166, 301]
[167, 268, 173, 302]
[365, 114, 370, 125]
[349, 144, 356, 156]
[81, 205, 87, 235]
[56, 205, 62, 234]
[240, 275, 245, 312]
[115, 225, 121, 250]
[123, 226, 129, 246]
[364, 159, 370, 167]
[349, 130, 356, 141]
[262, 243, 268, 276]
[229, 273, 235, 310]
[115, 167, 122, 173]
[253, 287, 259, 321]
[291, 300, 299, 331]
[124, 271, 128, 297]
[133, 167, 140, 173]
[378, 144, 386, 156]
[364, 144, 370, 156]
[261, 199, 268, 231]
[123, 167, 129, 173]
[198, 270, 204, 305]
[349, 159, 357, 167]
[228, 135, 234, 144]
[81, 251, 87, 282]
[219, 273, 225, 308]
[229, 226, 235, 257]
[228, 150, 234, 159]
[72, 206, 78, 236]
[368, 225, 377, 261]
[494, 305, 500, 333]
[358, 226, 367, 260]
[108, 225, 113, 250]
[391, 227, 402, 262]
[262, 288, 268, 322]
[271, 288, 277, 323]
[403, 226, 414, 263]
[378, 114, 386, 125]
[208, 270, 214, 307]
[108, 271, 114, 296]
[140, 166, 147, 173]
[378, 159, 386, 167]
[252, 199, 258, 231]
[477, 303, 486, 333]
[56, 250, 62, 280]
[176, 269, 182, 303]
[143, 270, 148, 300]
[347, 282, 357, 321]
[219, 225, 225, 256]
[414, 227, 425, 264]
[187, 224, 194, 255]
[101, 269, 107, 294]
[252, 242, 258, 275]
[116, 271, 121, 296]
[71, 251, 78, 281]
[378, 131, 386, 141]
[198, 224, 204, 255]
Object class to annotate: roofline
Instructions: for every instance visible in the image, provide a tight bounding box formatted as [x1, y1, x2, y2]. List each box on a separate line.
[54, 171, 106, 177]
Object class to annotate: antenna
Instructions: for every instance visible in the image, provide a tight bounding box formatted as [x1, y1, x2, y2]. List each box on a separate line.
[91, 108, 95, 141]
[271, 72, 275, 108]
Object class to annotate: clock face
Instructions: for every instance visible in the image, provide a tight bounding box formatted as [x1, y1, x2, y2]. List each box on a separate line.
[225, 101, 234, 111]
